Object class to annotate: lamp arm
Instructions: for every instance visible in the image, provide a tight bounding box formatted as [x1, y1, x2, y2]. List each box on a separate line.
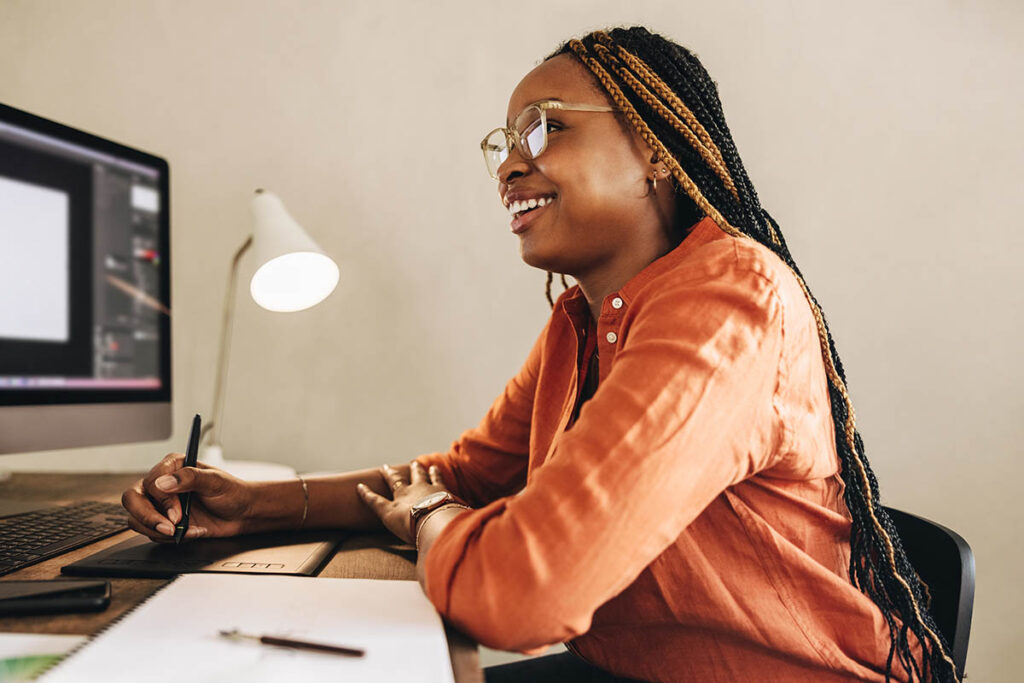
[203, 235, 254, 448]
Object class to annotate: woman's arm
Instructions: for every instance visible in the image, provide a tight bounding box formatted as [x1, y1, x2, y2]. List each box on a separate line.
[245, 464, 412, 534]
[419, 260, 789, 651]
[413, 313, 553, 508]
[122, 457, 414, 541]
[414, 504, 464, 587]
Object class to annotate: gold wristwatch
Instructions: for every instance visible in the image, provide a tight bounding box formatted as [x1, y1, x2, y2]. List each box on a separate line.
[410, 491, 456, 520]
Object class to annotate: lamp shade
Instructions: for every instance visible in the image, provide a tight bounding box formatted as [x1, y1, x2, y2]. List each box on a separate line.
[249, 189, 339, 312]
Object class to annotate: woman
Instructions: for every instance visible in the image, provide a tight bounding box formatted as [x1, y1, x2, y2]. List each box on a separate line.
[122, 27, 956, 682]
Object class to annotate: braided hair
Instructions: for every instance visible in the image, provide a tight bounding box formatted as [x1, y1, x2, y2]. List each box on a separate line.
[542, 27, 958, 682]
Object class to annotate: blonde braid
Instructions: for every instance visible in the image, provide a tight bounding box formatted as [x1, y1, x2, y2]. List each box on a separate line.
[597, 33, 781, 247]
[591, 36, 739, 201]
[567, 39, 742, 240]
[595, 33, 725, 168]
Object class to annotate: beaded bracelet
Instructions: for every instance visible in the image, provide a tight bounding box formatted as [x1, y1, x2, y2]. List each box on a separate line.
[414, 504, 470, 552]
[297, 475, 309, 528]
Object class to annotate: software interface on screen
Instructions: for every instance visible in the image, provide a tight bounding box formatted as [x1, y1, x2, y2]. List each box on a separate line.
[0, 118, 165, 392]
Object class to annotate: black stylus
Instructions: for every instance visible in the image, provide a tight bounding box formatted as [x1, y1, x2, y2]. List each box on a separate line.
[173, 414, 202, 544]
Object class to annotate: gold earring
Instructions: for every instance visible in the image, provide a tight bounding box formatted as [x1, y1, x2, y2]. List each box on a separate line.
[649, 167, 667, 196]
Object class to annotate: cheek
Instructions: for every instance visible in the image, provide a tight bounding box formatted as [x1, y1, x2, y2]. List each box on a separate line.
[549, 143, 646, 206]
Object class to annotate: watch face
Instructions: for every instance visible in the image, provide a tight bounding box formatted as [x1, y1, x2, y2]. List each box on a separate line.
[412, 491, 450, 515]
[422, 492, 447, 507]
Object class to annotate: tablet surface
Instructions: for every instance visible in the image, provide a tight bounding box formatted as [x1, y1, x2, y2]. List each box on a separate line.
[60, 530, 344, 578]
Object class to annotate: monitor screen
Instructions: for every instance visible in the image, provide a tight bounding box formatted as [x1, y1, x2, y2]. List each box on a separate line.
[0, 101, 171, 455]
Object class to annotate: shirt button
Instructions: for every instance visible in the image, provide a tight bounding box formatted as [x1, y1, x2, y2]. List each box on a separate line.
[605, 332, 618, 344]
[611, 297, 623, 309]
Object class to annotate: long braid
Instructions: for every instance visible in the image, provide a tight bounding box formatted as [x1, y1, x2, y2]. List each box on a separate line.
[545, 272, 572, 308]
[565, 39, 740, 240]
[551, 27, 959, 682]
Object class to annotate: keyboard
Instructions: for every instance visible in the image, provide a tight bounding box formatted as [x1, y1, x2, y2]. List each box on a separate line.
[0, 501, 130, 576]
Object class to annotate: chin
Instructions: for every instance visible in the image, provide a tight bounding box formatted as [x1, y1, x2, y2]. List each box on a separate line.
[518, 238, 563, 274]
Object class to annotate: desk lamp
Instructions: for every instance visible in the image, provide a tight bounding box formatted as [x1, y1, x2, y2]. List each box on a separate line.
[199, 189, 339, 480]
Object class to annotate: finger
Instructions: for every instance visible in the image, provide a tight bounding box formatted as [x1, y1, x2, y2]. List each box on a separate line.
[356, 483, 387, 514]
[124, 508, 174, 542]
[409, 461, 427, 485]
[379, 465, 405, 493]
[428, 465, 442, 486]
[142, 453, 186, 519]
[122, 484, 174, 534]
[183, 525, 207, 541]
[154, 466, 231, 497]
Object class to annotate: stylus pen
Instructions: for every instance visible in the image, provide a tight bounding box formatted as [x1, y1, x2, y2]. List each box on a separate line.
[173, 414, 202, 544]
[219, 629, 365, 657]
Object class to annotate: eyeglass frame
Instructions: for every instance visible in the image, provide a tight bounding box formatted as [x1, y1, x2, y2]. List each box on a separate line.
[480, 100, 619, 180]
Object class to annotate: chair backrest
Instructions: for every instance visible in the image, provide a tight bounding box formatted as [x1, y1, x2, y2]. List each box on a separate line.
[883, 506, 975, 679]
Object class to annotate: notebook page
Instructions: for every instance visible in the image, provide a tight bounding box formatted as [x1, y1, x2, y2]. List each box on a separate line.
[40, 574, 456, 683]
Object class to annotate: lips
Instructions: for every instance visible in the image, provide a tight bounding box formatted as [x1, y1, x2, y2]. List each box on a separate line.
[510, 198, 553, 234]
[503, 192, 557, 234]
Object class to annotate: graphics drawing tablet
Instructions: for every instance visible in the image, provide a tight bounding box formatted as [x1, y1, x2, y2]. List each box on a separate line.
[60, 530, 344, 578]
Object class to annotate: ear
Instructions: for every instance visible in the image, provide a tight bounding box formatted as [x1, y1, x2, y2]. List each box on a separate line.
[650, 164, 670, 181]
[648, 152, 670, 179]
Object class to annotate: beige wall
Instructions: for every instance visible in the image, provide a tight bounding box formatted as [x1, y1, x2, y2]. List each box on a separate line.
[2, 0, 1021, 678]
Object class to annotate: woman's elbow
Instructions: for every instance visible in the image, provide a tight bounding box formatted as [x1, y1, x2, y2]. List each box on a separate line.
[440, 585, 591, 652]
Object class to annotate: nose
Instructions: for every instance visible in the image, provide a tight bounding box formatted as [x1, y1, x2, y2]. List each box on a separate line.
[496, 144, 530, 185]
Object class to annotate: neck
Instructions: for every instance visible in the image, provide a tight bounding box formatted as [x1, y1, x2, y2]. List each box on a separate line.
[575, 234, 673, 321]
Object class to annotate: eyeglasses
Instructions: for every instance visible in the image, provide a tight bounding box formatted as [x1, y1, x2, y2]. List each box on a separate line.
[480, 100, 618, 179]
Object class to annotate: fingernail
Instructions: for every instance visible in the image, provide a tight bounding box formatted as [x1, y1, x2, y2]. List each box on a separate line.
[155, 474, 177, 491]
[156, 522, 173, 535]
[167, 508, 180, 524]
[356, 483, 367, 493]
[188, 527, 205, 538]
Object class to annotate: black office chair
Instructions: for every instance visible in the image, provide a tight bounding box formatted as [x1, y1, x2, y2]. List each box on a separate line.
[883, 506, 974, 679]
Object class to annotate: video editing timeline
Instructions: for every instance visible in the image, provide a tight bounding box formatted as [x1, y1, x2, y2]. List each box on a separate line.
[0, 119, 164, 390]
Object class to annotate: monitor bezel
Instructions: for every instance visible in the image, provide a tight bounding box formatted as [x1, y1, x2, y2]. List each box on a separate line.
[0, 101, 171, 407]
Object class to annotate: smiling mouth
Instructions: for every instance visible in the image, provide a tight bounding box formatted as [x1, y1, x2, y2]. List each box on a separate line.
[507, 196, 555, 221]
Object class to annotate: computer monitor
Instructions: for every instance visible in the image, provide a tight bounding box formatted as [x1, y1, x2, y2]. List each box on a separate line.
[0, 101, 171, 457]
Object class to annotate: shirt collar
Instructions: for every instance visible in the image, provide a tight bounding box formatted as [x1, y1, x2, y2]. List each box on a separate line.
[561, 216, 724, 314]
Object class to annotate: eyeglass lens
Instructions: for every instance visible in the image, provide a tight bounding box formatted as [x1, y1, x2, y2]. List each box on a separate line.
[483, 106, 546, 178]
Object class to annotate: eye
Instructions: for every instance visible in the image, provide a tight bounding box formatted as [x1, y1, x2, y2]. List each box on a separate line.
[545, 120, 563, 133]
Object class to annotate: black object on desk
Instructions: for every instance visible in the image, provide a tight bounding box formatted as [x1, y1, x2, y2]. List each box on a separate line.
[173, 413, 202, 544]
[0, 579, 111, 615]
[60, 530, 345, 578]
[0, 501, 129, 577]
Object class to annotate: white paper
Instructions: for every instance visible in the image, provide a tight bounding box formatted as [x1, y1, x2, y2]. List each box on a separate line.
[39, 575, 455, 683]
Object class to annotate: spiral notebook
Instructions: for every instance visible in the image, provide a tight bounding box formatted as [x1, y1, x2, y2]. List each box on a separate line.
[37, 574, 456, 683]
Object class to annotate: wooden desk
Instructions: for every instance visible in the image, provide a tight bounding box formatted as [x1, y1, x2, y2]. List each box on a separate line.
[0, 472, 482, 682]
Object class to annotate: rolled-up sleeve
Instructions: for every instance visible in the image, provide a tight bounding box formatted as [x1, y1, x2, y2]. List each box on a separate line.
[415, 318, 551, 508]
[422, 263, 788, 651]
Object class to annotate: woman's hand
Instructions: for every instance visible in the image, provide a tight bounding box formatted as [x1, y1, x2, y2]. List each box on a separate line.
[356, 462, 450, 544]
[121, 453, 255, 542]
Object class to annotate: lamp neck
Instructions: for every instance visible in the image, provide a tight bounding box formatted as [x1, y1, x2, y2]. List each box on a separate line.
[202, 236, 253, 448]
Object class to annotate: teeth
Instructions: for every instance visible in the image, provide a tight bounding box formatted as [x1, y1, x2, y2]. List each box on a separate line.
[507, 196, 553, 216]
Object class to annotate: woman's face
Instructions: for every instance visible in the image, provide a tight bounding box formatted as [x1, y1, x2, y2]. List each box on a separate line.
[497, 54, 671, 278]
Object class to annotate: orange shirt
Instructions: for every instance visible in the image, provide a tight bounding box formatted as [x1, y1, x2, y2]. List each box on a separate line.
[417, 217, 910, 682]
